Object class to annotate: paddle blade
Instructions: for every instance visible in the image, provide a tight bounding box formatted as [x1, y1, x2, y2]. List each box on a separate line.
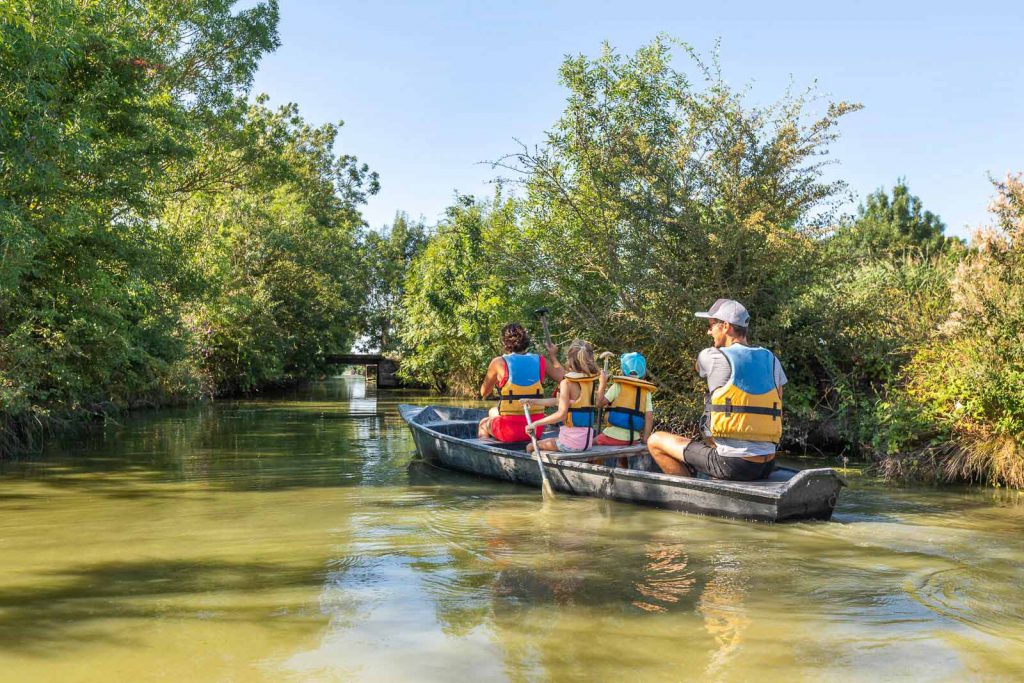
[540, 475, 556, 499]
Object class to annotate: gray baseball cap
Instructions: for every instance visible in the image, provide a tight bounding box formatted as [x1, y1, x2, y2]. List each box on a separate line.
[694, 298, 750, 326]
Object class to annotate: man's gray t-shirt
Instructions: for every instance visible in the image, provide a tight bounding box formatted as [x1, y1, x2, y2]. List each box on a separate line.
[696, 346, 787, 458]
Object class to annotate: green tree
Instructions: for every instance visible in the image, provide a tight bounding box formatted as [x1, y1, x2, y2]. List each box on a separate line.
[397, 193, 543, 393]
[881, 173, 1024, 486]
[162, 99, 378, 394]
[832, 180, 958, 257]
[495, 37, 860, 426]
[1, 0, 280, 455]
[360, 213, 428, 353]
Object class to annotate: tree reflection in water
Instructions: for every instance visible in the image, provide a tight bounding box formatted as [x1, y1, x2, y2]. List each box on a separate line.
[632, 543, 696, 612]
[698, 551, 751, 677]
[401, 499, 758, 680]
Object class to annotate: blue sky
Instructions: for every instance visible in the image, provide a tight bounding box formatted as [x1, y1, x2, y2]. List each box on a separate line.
[251, 1, 1023, 239]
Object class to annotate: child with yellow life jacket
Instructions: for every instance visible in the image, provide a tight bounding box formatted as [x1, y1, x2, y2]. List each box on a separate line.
[595, 352, 656, 446]
[521, 340, 601, 454]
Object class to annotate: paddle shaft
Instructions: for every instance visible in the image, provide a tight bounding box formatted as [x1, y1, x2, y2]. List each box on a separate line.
[595, 356, 610, 437]
[524, 405, 555, 498]
[534, 310, 551, 348]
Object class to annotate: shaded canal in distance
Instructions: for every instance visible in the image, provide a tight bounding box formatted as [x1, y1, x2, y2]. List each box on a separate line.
[2, 378, 1023, 681]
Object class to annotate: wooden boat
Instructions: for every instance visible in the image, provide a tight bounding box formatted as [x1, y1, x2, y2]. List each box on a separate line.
[400, 404, 845, 522]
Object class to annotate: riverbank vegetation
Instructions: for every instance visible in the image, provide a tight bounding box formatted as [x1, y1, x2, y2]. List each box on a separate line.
[393, 39, 1023, 488]
[1, 0, 375, 455]
[2, 11, 1021, 489]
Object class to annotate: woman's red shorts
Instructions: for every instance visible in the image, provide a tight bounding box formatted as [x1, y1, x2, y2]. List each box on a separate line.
[488, 415, 544, 442]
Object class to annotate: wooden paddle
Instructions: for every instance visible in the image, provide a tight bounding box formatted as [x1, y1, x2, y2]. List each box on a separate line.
[534, 307, 552, 348]
[523, 404, 556, 499]
[595, 351, 614, 442]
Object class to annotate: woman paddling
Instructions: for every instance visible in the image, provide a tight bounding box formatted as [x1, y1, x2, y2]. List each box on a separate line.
[478, 323, 563, 442]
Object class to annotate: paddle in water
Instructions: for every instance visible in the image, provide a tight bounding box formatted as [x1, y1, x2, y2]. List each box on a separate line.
[524, 404, 556, 499]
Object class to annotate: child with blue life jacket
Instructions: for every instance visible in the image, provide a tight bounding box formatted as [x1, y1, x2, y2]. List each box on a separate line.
[521, 340, 601, 454]
[595, 352, 656, 447]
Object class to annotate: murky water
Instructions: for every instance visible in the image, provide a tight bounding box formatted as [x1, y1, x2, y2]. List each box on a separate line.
[2, 378, 1023, 682]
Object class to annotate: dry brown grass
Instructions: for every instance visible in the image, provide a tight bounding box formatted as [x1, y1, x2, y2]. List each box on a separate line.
[943, 435, 1024, 489]
[878, 435, 1024, 489]
[876, 444, 954, 485]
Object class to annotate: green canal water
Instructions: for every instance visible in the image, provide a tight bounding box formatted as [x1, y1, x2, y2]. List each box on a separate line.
[2, 378, 1023, 682]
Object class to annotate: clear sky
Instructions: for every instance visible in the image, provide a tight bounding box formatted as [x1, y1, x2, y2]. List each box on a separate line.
[251, 0, 1023, 239]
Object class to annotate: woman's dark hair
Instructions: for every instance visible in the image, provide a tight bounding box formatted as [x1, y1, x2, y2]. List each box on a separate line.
[500, 323, 530, 353]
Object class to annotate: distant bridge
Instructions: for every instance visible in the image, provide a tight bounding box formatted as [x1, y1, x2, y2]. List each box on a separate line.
[325, 353, 400, 388]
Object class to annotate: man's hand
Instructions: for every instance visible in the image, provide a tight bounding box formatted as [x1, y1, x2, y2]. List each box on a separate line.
[545, 341, 558, 358]
[519, 398, 535, 406]
[525, 422, 537, 434]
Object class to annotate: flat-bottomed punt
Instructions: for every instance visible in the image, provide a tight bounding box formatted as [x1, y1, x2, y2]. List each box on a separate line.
[400, 405, 845, 522]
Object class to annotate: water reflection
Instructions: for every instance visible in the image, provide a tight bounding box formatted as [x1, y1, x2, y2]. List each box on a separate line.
[632, 543, 696, 612]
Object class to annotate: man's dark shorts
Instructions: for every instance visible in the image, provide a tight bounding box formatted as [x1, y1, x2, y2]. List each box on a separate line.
[682, 441, 775, 481]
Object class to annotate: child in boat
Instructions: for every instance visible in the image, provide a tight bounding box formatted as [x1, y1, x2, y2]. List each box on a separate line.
[595, 352, 656, 449]
[522, 339, 600, 454]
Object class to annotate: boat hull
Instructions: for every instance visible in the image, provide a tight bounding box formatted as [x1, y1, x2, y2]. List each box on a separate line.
[401, 404, 844, 522]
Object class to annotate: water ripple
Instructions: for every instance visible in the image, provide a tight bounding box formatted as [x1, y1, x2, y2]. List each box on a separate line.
[905, 566, 1024, 643]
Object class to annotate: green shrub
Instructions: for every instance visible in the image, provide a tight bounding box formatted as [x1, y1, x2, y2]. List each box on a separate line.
[882, 174, 1024, 486]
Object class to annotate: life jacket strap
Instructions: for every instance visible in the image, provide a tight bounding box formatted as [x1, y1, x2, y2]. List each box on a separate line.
[607, 406, 644, 444]
[710, 400, 782, 419]
[608, 406, 644, 417]
[498, 390, 544, 408]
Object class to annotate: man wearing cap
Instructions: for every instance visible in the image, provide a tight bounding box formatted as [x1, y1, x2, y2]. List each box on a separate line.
[647, 299, 786, 481]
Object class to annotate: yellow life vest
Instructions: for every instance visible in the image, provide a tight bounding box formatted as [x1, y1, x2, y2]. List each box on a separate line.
[705, 345, 783, 443]
[563, 372, 598, 428]
[497, 353, 545, 417]
[606, 376, 657, 444]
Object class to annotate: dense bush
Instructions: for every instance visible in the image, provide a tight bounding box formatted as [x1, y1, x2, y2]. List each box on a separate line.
[163, 99, 377, 394]
[1, 0, 280, 454]
[397, 193, 542, 393]
[879, 175, 1024, 486]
